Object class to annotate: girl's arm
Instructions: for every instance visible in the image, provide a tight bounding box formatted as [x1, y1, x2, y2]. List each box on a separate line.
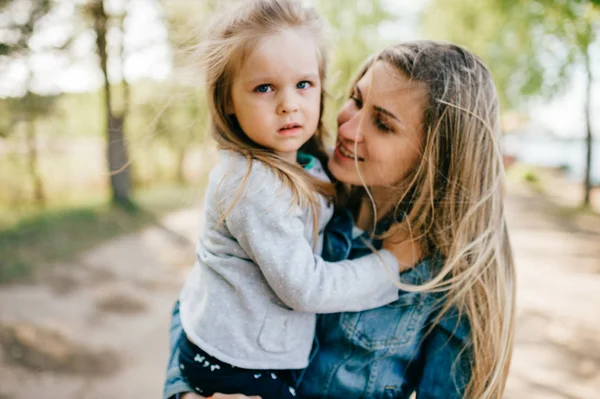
[221, 161, 403, 314]
[382, 226, 423, 272]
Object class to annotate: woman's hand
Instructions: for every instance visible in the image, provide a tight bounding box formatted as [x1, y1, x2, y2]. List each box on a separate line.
[382, 227, 423, 272]
[180, 393, 261, 399]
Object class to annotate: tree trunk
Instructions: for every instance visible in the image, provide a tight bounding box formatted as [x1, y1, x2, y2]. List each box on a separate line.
[583, 49, 593, 207]
[26, 117, 45, 205]
[108, 115, 131, 203]
[92, 0, 132, 208]
[119, 9, 131, 120]
[176, 148, 187, 184]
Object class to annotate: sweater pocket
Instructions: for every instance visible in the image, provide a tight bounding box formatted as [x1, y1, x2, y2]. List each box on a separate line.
[257, 302, 315, 353]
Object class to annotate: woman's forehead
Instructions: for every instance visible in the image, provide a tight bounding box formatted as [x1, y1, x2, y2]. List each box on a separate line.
[358, 61, 428, 118]
[359, 61, 425, 95]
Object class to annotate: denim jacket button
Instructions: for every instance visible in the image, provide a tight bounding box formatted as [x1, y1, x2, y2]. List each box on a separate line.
[383, 386, 399, 398]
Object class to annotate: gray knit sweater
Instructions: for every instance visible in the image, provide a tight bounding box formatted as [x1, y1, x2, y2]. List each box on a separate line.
[179, 150, 401, 370]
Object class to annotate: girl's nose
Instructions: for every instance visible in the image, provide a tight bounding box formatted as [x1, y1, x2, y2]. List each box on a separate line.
[276, 89, 299, 114]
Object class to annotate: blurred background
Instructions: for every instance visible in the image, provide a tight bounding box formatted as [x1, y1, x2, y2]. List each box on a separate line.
[0, 0, 598, 398]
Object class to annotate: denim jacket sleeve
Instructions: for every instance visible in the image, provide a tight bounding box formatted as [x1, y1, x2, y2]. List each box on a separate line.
[414, 309, 472, 399]
[163, 301, 193, 399]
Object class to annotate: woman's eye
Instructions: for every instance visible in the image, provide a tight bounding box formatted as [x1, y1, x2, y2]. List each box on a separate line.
[350, 95, 362, 108]
[254, 84, 272, 93]
[374, 117, 393, 133]
[297, 81, 311, 89]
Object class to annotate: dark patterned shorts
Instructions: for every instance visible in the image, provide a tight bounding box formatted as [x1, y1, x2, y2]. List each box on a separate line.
[178, 334, 300, 399]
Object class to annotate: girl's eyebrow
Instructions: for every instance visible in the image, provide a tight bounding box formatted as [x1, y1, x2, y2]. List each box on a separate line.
[246, 72, 319, 83]
[300, 73, 319, 81]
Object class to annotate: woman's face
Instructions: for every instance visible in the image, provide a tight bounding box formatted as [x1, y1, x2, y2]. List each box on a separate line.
[328, 61, 427, 188]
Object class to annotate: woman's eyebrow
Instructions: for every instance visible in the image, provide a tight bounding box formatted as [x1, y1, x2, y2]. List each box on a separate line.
[357, 83, 402, 125]
[373, 105, 402, 125]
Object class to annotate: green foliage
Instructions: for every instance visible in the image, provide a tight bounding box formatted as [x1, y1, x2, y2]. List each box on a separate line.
[0, 0, 53, 57]
[55, 91, 104, 138]
[314, 0, 399, 138]
[523, 170, 539, 183]
[423, 0, 599, 110]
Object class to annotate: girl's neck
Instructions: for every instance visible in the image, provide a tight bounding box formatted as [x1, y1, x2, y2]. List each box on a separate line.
[279, 151, 297, 164]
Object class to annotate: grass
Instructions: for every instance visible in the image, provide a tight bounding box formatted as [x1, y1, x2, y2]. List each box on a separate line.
[0, 183, 204, 284]
[505, 163, 545, 192]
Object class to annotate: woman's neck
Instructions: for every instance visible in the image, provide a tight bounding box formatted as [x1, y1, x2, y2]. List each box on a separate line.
[355, 186, 407, 231]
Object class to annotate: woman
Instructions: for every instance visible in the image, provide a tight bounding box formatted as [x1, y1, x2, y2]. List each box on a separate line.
[164, 41, 516, 399]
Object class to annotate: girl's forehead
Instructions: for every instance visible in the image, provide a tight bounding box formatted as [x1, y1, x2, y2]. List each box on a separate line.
[235, 29, 321, 79]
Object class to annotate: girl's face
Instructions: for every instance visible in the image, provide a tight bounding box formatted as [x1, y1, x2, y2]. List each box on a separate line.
[328, 61, 427, 188]
[230, 29, 322, 163]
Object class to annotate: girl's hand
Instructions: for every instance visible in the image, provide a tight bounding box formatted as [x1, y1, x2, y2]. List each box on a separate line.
[382, 228, 423, 272]
[180, 393, 261, 399]
[180, 393, 204, 399]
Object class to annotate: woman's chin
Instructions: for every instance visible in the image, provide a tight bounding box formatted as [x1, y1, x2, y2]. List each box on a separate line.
[328, 156, 360, 185]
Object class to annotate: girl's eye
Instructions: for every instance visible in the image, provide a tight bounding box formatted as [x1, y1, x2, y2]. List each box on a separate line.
[373, 116, 393, 133]
[254, 84, 272, 93]
[297, 81, 311, 89]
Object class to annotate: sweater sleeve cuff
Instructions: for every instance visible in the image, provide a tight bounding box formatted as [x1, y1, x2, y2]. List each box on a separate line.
[378, 249, 401, 281]
[375, 249, 402, 301]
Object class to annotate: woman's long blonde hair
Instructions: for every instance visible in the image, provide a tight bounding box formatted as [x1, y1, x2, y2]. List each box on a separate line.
[199, 0, 335, 226]
[350, 41, 516, 398]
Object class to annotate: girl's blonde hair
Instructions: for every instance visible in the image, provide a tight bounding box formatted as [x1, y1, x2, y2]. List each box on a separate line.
[349, 41, 516, 398]
[199, 0, 335, 226]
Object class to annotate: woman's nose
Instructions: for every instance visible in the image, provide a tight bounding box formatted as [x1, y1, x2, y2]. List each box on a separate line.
[338, 103, 364, 142]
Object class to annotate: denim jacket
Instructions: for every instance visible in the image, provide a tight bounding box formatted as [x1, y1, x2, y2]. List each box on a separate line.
[164, 208, 472, 399]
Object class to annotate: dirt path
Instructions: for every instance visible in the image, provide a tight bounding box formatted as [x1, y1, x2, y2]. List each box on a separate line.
[1, 188, 599, 399]
[504, 187, 600, 399]
[0, 209, 200, 399]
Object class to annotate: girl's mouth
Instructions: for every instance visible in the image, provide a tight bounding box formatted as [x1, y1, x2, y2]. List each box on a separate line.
[278, 123, 302, 135]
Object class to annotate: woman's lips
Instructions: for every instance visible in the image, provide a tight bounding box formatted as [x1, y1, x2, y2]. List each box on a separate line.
[335, 141, 364, 161]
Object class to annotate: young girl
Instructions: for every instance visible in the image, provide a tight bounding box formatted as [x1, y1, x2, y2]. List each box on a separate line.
[176, 1, 416, 398]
